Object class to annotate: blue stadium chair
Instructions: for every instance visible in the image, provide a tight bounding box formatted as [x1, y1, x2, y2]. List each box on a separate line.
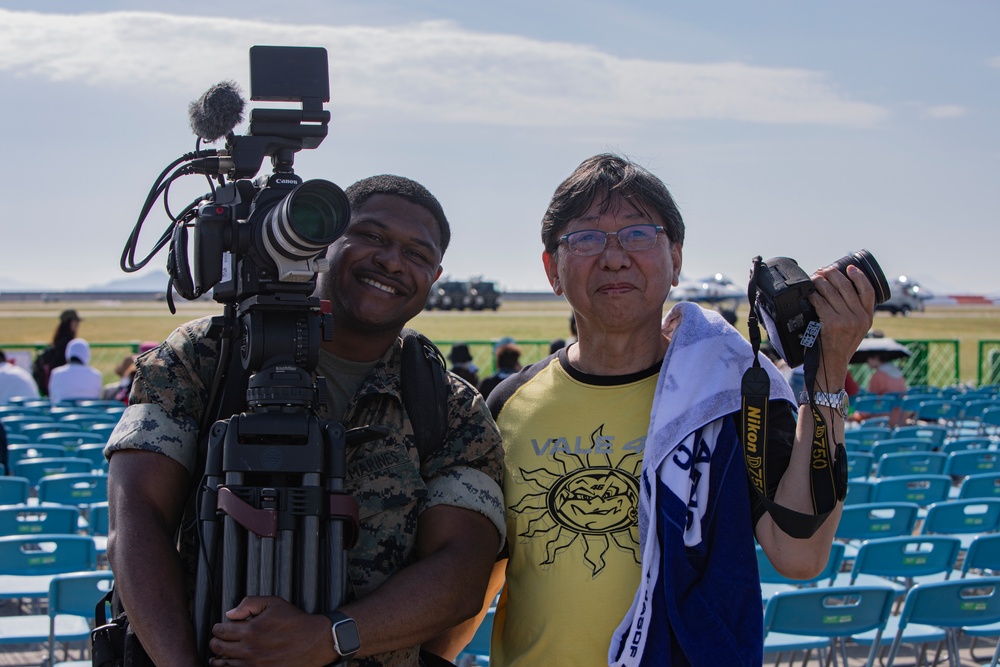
[853, 393, 903, 417]
[37, 473, 109, 508]
[763, 585, 895, 667]
[0, 504, 81, 537]
[0, 476, 31, 505]
[847, 426, 894, 452]
[870, 438, 933, 462]
[19, 422, 82, 439]
[870, 475, 952, 507]
[12, 457, 93, 489]
[891, 424, 949, 448]
[959, 473, 1000, 501]
[942, 437, 993, 454]
[57, 412, 120, 431]
[916, 399, 964, 430]
[4, 432, 29, 445]
[6, 443, 70, 468]
[74, 399, 128, 410]
[831, 535, 961, 598]
[0, 570, 114, 665]
[981, 407, 1000, 438]
[38, 431, 108, 448]
[847, 451, 875, 479]
[945, 450, 1000, 479]
[875, 451, 947, 478]
[0, 414, 56, 434]
[844, 480, 875, 506]
[48, 406, 102, 418]
[921, 499, 1000, 548]
[881, 578, 1000, 667]
[0, 534, 98, 605]
[73, 442, 110, 472]
[836, 503, 921, 543]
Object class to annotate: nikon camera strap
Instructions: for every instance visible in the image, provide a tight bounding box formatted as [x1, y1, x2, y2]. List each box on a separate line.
[742, 257, 847, 540]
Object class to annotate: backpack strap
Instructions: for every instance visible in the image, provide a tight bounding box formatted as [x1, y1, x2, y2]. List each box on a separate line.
[400, 328, 449, 463]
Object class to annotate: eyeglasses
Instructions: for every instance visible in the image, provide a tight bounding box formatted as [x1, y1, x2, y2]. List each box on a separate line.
[559, 224, 667, 257]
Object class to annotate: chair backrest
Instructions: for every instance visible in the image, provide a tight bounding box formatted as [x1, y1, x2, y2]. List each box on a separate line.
[37, 431, 108, 448]
[849, 427, 894, 452]
[763, 585, 896, 639]
[875, 451, 947, 478]
[980, 407, 1000, 435]
[921, 499, 1000, 536]
[0, 476, 31, 505]
[4, 433, 29, 445]
[870, 475, 952, 506]
[871, 438, 933, 461]
[854, 394, 903, 415]
[87, 502, 109, 536]
[48, 570, 115, 617]
[962, 399, 1000, 422]
[36, 473, 109, 507]
[836, 502, 920, 541]
[6, 444, 69, 467]
[0, 414, 56, 434]
[0, 504, 80, 537]
[74, 443, 110, 472]
[19, 422, 82, 437]
[961, 534, 1000, 577]
[56, 413, 120, 431]
[12, 457, 93, 488]
[891, 424, 949, 447]
[942, 437, 993, 454]
[0, 534, 97, 574]
[893, 577, 1000, 632]
[945, 450, 1000, 479]
[844, 480, 875, 506]
[847, 452, 875, 479]
[850, 535, 962, 584]
[916, 399, 963, 424]
[757, 542, 846, 586]
[959, 473, 1000, 500]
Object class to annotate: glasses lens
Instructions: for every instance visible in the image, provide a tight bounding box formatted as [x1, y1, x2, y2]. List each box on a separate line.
[565, 230, 606, 255]
[618, 225, 659, 251]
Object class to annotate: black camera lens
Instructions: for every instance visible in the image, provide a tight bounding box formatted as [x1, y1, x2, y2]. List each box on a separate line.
[264, 179, 350, 260]
[829, 249, 891, 305]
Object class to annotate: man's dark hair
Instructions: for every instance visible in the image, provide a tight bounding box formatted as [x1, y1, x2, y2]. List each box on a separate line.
[346, 175, 451, 255]
[541, 153, 685, 254]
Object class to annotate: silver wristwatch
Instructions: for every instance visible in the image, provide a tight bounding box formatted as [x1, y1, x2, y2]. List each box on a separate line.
[798, 390, 850, 419]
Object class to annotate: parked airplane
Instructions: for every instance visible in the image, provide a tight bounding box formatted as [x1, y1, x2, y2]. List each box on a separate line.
[671, 273, 745, 305]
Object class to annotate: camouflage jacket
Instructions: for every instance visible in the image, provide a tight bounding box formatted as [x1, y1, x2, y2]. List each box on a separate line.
[106, 316, 505, 667]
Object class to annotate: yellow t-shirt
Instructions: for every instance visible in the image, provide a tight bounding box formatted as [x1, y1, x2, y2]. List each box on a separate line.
[488, 351, 659, 667]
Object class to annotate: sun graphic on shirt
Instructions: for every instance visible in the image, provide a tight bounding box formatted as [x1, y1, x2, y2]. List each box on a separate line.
[511, 425, 642, 576]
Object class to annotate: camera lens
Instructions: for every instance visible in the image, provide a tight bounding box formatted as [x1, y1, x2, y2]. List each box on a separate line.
[829, 249, 891, 305]
[264, 179, 350, 260]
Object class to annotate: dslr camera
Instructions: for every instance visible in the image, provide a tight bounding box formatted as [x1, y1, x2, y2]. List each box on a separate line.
[751, 249, 890, 367]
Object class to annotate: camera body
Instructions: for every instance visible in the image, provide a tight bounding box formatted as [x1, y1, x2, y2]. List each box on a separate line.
[752, 250, 890, 367]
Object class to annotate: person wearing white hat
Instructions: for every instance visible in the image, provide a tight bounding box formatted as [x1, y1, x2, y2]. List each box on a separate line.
[48, 337, 103, 403]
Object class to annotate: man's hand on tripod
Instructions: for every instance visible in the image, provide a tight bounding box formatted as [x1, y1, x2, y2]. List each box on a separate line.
[209, 596, 338, 667]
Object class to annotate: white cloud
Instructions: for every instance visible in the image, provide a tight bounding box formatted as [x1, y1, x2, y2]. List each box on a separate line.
[925, 105, 966, 119]
[0, 8, 888, 129]
[989, 56, 1000, 68]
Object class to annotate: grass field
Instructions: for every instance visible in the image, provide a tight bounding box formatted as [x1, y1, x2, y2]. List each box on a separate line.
[1, 298, 998, 385]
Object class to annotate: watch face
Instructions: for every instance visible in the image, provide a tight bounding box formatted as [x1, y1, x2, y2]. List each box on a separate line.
[334, 618, 361, 655]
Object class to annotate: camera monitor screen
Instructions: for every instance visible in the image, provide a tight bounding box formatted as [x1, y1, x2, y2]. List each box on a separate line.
[250, 46, 330, 103]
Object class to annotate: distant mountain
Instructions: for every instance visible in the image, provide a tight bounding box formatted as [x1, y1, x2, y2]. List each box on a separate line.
[0, 269, 170, 293]
[89, 270, 170, 292]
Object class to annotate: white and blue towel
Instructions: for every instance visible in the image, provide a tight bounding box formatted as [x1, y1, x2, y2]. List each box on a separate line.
[609, 302, 794, 667]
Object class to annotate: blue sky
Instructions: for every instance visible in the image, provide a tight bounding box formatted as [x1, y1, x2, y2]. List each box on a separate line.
[0, 2, 997, 295]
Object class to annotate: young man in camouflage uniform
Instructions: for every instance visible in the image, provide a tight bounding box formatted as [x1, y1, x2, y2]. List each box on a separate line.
[105, 175, 505, 667]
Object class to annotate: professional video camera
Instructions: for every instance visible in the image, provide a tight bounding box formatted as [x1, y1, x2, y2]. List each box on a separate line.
[749, 249, 890, 368]
[119, 46, 361, 664]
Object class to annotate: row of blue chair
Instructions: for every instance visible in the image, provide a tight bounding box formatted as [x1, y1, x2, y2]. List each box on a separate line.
[846, 476, 1000, 507]
[0, 472, 108, 506]
[848, 449, 1000, 480]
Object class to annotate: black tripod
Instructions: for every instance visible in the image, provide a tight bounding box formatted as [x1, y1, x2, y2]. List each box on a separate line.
[190, 294, 364, 664]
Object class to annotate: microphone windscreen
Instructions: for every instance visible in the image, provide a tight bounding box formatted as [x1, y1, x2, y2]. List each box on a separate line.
[188, 81, 246, 142]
